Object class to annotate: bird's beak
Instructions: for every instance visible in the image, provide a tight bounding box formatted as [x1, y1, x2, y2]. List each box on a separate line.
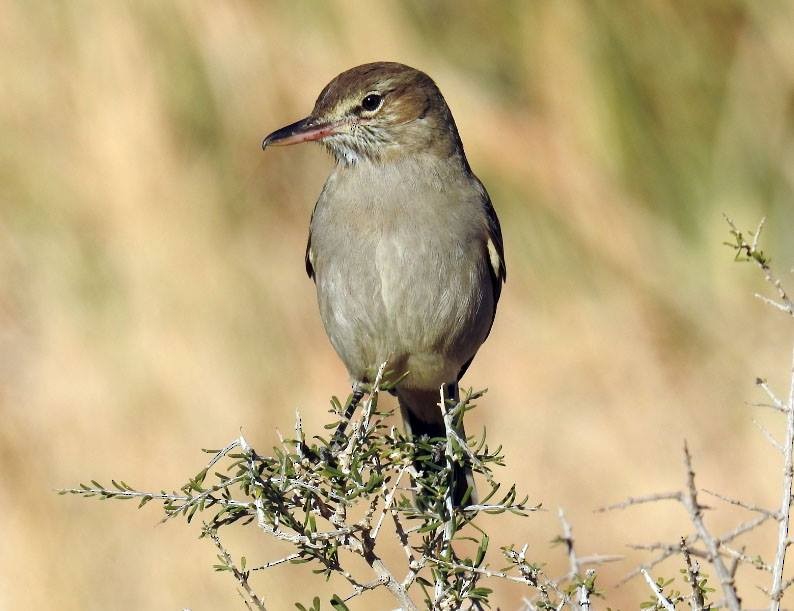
[262, 117, 342, 149]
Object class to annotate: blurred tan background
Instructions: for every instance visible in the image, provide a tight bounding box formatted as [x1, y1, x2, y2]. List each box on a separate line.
[2, 1, 794, 609]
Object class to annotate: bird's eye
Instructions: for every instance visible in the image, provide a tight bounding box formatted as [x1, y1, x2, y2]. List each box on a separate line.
[361, 93, 383, 112]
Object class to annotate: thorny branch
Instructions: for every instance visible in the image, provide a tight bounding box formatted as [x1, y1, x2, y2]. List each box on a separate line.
[769, 349, 794, 609]
[62, 368, 575, 611]
[681, 442, 742, 610]
[605, 218, 794, 610]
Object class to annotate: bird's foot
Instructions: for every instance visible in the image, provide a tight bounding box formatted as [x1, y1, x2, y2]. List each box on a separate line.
[328, 384, 366, 453]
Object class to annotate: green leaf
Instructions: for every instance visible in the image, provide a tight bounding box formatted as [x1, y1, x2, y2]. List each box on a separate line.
[475, 534, 489, 567]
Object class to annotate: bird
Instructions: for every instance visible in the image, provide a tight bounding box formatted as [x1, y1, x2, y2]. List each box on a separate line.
[262, 62, 505, 507]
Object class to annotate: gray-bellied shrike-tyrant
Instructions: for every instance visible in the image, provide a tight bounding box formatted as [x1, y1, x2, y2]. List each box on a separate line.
[262, 62, 505, 506]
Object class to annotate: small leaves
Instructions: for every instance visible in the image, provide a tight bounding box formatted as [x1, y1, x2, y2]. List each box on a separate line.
[294, 596, 321, 611]
[60, 371, 549, 611]
[329, 594, 350, 611]
[723, 215, 770, 266]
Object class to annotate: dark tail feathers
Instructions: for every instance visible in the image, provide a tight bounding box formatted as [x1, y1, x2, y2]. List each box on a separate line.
[397, 384, 477, 508]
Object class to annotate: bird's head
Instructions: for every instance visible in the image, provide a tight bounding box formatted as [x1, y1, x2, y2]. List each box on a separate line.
[262, 62, 464, 165]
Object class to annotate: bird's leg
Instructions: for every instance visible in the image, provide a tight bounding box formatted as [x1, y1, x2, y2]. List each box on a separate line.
[329, 383, 366, 453]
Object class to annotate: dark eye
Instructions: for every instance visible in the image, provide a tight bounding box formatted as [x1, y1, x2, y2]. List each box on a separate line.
[361, 93, 382, 112]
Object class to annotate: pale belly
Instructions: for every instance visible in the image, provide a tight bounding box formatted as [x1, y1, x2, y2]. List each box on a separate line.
[314, 231, 494, 389]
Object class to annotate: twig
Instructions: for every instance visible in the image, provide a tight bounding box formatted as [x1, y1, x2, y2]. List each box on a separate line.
[728, 545, 743, 580]
[681, 537, 705, 611]
[440, 389, 498, 489]
[702, 489, 778, 519]
[753, 419, 784, 454]
[365, 554, 417, 610]
[577, 554, 624, 566]
[681, 442, 741, 611]
[251, 553, 302, 571]
[595, 492, 682, 513]
[436, 383, 457, 606]
[205, 438, 243, 471]
[578, 580, 592, 611]
[618, 558, 671, 587]
[372, 465, 409, 540]
[757, 379, 788, 412]
[207, 527, 267, 611]
[641, 568, 677, 611]
[629, 539, 703, 557]
[558, 508, 579, 579]
[294, 410, 305, 460]
[359, 362, 387, 440]
[521, 596, 538, 611]
[779, 575, 794, 595]
[750, 401, 790, 415]
[769, 348, 794, 608]
[719, 513, 771, 546]
[341, 577, 386, 603]
[59, 485, 251, 514]
[464, 502, 536, 512]
[721, 544, 772, 573]
[429, 557, 537, 587]
[619, 535, 704, 587]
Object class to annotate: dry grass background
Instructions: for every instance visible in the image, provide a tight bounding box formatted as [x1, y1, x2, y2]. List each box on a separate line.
[2, 1, 794, 609]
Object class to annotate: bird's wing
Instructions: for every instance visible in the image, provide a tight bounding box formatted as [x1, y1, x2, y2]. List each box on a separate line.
[305, 229, 315, 280]
[456, 181, 505, 382]
[477, 180, 507, 306]
[305, 193, 323, 281]
[481, 185, 506, 302]
[305, 178, 339, 282]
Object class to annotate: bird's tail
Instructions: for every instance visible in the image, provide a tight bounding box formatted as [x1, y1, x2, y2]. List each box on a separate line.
[397, 384, 477, 509]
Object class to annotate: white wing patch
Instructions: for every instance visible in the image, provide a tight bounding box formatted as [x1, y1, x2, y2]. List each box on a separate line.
[487, 238, 503, 280]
